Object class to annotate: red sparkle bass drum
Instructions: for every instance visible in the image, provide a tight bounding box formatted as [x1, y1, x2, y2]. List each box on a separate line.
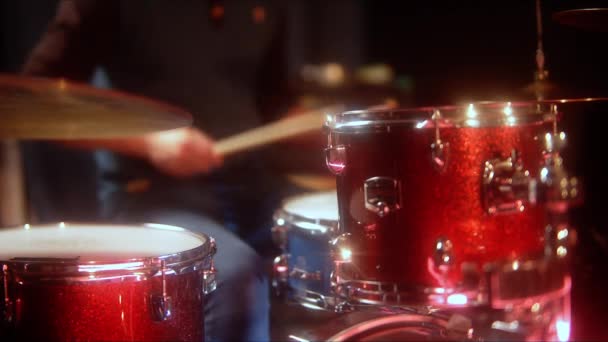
[324, 102, 577, 307]
[0, 223, 216, 341]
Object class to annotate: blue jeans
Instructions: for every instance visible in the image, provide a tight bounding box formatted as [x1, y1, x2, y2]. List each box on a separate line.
[97, 175, 275, 342]
[115, 209, 270, 342]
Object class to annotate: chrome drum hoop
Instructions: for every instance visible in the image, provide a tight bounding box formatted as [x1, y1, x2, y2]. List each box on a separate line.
[273, 208, 339, 238]
[325, 101, 562, 134]
[332, 254, 571, 309]
[0, 222, 216, 284]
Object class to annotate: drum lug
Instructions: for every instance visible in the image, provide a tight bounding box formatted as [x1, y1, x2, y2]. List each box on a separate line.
[430, 237, 454, 285]
[544, 224, 577, 259]
[272, 254, 289, 296]
[482, 149, 534, 215]
[208, 237, 217, 258]
[325, 145, 347, 175]
[538, 131, 580, 213]
[150, 294, 173, 322]
[364, 177, 402, 217]
[1, 264, 15, 327]
[202, 262, 217, 295]
[271, 224, 288, 250]
[433, 237, 454, 269]
[150, 260, 173, 321]
[290, 268, 321, 281]
[536, 108, 580, 212]
[430, 109, 449, 172]
[201, 238, 218, 295]
[330, 233, 353, 264]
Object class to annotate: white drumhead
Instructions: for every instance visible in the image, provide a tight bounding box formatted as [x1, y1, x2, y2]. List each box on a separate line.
[0, 223, 206, 262]
[283, 191, 338, 221]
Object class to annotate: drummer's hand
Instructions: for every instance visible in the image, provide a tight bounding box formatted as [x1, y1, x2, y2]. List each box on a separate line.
[144, 127, 223, 178]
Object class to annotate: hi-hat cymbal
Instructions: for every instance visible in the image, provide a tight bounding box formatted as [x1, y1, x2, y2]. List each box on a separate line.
[0, 74, 192, 139]
[553, 8, 608, 32]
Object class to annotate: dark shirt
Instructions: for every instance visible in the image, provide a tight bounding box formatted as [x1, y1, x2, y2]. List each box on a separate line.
[20, 1, 363, 254]
[24, 0, 290, 138]
[21, 1, 291, 243]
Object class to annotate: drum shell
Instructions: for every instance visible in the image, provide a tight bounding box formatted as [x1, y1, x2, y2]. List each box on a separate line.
[285, 225, 334, 300]
[0, 223, 214, 342]
[5, 271, 204, 341]
[331, 122, 550, 288]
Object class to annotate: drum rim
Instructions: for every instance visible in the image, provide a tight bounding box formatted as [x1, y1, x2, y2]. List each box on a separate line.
[327, 312, 449, 341]
[0, 222, 215, 281]
[274, 192, 338, 234]
[274, 208, 337, 235]
[326, 100, 564, 131]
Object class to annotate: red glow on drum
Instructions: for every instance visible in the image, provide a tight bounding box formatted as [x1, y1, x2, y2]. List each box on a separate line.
[556, 319, 570, 342]
[446, 293, 468, 305]
[327, 161, 346, 174]
[276, 265, 288, 273]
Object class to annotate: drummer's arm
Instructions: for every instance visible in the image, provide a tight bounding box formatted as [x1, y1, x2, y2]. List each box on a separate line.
[60, 128, 223, 178]
[22, 1, 221, 177]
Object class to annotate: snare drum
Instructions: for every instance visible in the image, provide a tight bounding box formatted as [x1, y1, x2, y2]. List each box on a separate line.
[324, 102, 577, 306]
[272, 191, 338, 309]
[0, 223, 216, 341]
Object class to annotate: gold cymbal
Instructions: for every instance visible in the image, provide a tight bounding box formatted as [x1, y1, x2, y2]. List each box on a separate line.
[286, 173, 335, 191]
[553, 8, 608, 32]
[0, 74, 192, 139]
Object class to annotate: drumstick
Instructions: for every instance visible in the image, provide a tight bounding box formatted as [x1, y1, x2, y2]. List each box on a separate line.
[214, 105, 344, 156]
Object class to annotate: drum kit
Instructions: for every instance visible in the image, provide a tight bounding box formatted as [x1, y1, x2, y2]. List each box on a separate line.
[0, 5, 607, 342]
[0, 75, 216, 341]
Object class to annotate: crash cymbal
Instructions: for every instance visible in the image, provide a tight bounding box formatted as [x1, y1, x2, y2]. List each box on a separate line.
[553, 8, 608, 32]
[0, 74, 192, 139]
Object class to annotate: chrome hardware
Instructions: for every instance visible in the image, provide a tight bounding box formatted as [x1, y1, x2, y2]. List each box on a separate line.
[334, 301, 354, 313]
[330, 234, 353, 298]
[203, 262, 217, 295]
[539, 163, 579, 204]
[272, 254, 289, 295]
[433, 237, 454, 269]
[202, 238, 217, 295]
[545, 224, 577, 259]
[538, 143, 580, 212]
[482, 149, 533, 214]
[486, 257, 570, 305]
[331, 233, 353, 263]
[271, 225, 288, 249]
[364, 177, 401, 217]
[536, 110, 580, 211]
[290, 267, 321, 281]
[325, 145, 347, 175]
[431, 237, 454, 289]
[150, 260, 172, 321]
[430, 110, 449, 172]
[542, 131, 567, 155]
[2, 264, 14, 325]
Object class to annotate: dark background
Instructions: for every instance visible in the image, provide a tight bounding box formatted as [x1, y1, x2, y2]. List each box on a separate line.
[1, 1, 607, 340]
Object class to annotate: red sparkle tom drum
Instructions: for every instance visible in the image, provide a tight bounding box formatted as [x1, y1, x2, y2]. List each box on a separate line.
[324, 101, 577, 306]
[0, 222, 216, 341]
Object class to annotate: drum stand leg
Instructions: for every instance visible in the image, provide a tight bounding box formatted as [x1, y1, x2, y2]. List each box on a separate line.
[0, 140, 27, 227]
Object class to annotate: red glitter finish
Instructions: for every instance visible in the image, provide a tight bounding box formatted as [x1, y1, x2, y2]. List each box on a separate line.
[5, 271, 204, 341]
[331, 121, 551, 288]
